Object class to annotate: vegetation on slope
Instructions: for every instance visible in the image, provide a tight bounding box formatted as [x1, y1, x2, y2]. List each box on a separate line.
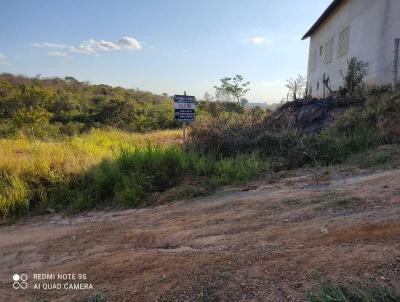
[0, 73, 178, 137]
[0, 128, 269, 219]
[0, 74, 272, 220]
[189, 87, 400, 168]
[1, 69, 400, 221]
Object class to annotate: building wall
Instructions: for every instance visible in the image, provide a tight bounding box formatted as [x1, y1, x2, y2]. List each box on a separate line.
[306, 0, 400, 98]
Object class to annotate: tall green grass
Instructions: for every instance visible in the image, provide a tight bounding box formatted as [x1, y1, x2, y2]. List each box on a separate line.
[0, 129, 269, 219]
[52, 146, 268, 213]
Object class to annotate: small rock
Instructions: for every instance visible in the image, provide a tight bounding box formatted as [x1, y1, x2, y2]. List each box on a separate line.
[320, 226, 329, 234]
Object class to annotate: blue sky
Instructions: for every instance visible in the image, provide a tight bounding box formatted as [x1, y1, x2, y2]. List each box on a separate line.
[0, 0, 331, 103]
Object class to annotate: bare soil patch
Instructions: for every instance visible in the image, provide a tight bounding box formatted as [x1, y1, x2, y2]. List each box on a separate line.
[1, 168, 399, 301]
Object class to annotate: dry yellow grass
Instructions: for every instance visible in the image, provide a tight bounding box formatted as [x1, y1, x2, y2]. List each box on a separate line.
[0, 129, 181, 218]
[0, 129, 181, 174]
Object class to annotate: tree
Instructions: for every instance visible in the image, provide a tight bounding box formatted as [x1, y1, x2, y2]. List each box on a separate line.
[286, 75, 306, 101]
[12, 107, 52, 137]
[240, 98, 249, 107]
[214, 75, 250, 104]
[341, 57, 368, 99]
[65, 76, 79, 84]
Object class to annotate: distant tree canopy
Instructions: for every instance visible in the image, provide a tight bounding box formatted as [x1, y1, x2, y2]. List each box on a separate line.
[0, 73, 268, 139]
[0, 73, 178, 138]
[214, 75, 250, 103]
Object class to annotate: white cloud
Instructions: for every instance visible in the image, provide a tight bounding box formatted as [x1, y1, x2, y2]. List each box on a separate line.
[70, 39, 120, 54]
[0, 52, 8, 65]
[251, 37, 272, 45]
[117, 37, 142, 50]
[32, 42, 67, 48]
[47, 51, 68, 57]
[33, 36, 143, 56]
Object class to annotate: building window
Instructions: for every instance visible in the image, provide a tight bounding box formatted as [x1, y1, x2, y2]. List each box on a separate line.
[309, 49, 317, 72]
[324, 37, 333, 64]
[317, 82, 319, 91]
[338, 26, 350, 57]
[320, 46, 323, 56]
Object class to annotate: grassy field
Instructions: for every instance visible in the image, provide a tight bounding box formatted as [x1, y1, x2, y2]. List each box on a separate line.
[0, 129, 182, 219]
[0, 128, 269, 220]
[0, 128, 182, 174]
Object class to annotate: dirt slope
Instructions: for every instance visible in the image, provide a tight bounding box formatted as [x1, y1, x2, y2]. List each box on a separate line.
[0, 168, 399, 302]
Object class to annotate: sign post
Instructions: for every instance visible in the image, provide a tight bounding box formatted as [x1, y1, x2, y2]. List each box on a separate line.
[174, 92, 195, 147]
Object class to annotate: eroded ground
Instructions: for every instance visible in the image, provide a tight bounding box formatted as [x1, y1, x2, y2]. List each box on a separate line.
[1, 168, 399, 301]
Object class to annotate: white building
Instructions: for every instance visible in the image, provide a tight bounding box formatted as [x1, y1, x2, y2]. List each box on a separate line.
[303, 0, 400, 98]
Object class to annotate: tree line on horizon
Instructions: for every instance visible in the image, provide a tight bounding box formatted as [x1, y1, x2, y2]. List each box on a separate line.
[0, 73, 270, 139]
[0, 73, 179, 138]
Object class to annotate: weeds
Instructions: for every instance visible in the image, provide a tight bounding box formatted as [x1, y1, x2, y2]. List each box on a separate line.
[282, 198, 304, 206]
[190, 86, 400, 170]
[310, 192, 363, 211]
[345, 144, 400, 169]
[309, 275, 400, 302]
[77, 293, 107, 302]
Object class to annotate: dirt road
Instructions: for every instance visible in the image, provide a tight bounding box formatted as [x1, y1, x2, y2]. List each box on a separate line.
[1, 168, 399, 301]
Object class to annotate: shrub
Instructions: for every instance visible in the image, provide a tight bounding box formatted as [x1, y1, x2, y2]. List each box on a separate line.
[189, 112, 264, 155]
[341, 57, 369, 100]
[190, 88, 398, 169]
